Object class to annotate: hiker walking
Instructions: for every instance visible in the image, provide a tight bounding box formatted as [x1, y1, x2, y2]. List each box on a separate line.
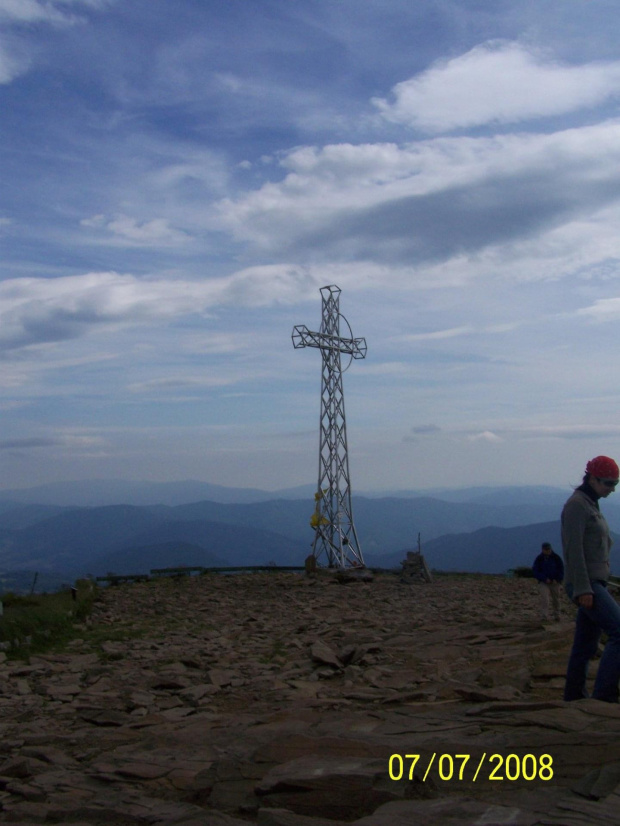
[532, 542, 563, 622]
[562, 455, 620, 702]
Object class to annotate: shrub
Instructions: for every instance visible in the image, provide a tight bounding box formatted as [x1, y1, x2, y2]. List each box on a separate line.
[0, 580, 99, 659]
[510, 566, 535, 578]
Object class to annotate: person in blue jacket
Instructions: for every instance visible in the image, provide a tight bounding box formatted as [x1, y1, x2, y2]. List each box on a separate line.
[532, 542, 564, 622]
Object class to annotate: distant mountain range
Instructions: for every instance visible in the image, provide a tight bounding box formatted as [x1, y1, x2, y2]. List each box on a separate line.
[2, 479, 620, 591]
[0, 478, 575, 509]
[372, 521, 563, 573]
[0, 478, 313, 507]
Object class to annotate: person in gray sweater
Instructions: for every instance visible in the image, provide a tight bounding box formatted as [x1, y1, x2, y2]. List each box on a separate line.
[562, 455, 620, 702]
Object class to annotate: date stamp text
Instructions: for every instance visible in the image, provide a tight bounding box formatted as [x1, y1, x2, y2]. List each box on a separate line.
[388, 753, 553, 783]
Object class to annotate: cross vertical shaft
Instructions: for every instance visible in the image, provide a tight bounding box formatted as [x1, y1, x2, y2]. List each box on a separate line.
[292, 285, 367, 568]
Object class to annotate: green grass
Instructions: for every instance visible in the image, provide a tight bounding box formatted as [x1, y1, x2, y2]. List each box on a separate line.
[0, 579, 99, 659]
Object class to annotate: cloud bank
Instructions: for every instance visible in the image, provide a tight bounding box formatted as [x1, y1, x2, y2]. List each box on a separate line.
[0, 267, 318, 352]
[5, 6, 620, 491]
[373, 41, 620, 132]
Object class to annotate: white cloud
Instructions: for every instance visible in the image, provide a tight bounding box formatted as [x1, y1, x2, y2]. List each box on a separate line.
[0, 36, 31, 83]
[217, 120, 620, 272]
[0, 266, 318, 352]
[398, 321, 521, 342]
[577, 296, 620, 322]
[127, 376, 235, 393]
[217, 264, 317, 307]
[511, 425, 620, 440]
[467, 430, 503, 443]
[60, 432, 106, 450]
[146, 154, 228, 193]
[0, 0, 111, 84]
[0, 0, 74, 24]
[373, 41, 620, 133]
[361, 361, 409, 376]
[402, 425, 442, 443]
[401, 325, 475, 341]
[176, 332, 254, 356]
[0, 0, 106, 25]
[81, 214, 192, 247]
[0, 0, 97, 26]
[0, 432, 104, 451]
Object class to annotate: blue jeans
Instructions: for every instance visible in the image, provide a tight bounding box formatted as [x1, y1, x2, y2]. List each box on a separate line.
[564, 581, 620, 702]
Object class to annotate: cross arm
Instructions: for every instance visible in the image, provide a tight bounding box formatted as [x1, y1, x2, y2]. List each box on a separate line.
[292, 325, 367, 359]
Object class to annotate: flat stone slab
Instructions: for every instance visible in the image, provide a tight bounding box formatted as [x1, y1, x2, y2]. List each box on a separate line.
[352, 797, 541, 825]
[2, 573, 620, 825]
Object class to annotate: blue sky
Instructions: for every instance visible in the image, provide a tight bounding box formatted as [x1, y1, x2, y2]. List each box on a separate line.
[3, 0, 620, 493]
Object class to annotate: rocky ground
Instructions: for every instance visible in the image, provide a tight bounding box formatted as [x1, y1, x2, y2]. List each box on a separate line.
[1, 570, 620, 826]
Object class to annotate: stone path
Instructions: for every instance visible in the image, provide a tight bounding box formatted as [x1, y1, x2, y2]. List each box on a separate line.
[0, 571, 619, 824]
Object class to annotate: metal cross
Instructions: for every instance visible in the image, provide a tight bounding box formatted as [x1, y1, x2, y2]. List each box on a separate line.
[292, 285, 367, 568]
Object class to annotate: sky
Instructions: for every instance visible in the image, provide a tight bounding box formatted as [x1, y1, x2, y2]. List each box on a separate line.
[3, 0, 620, 494]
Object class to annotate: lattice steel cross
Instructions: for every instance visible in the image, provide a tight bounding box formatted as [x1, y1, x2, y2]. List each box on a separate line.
[292, 285, 367, 568]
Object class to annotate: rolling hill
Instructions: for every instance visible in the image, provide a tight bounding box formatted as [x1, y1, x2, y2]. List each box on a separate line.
[0, 507, 305, 575]
[92, 541, 225, 575]
[1, 483, 618, 587]
[0, 479, 312, 507]
[365, 520, 562, 574]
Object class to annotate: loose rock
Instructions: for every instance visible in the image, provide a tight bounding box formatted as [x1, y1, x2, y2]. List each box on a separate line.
[0, 572, 618, 826]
